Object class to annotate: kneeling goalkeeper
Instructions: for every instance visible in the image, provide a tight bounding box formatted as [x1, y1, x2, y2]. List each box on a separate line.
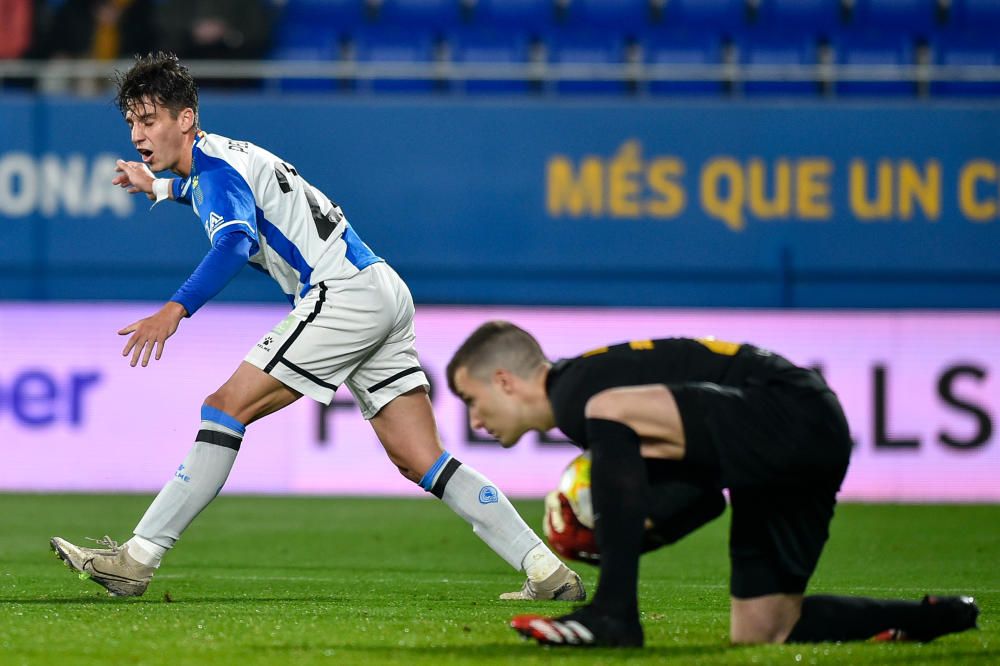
[446, 321, 979, 648]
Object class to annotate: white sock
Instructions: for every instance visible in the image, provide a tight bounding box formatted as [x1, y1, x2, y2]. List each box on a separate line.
[127, 535, 165, 567]
[521, 542, 563, 582]
[129, 407, 243, 566]
[420, 452, 562, 577]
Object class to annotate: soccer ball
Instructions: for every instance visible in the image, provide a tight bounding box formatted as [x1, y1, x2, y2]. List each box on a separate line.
[557, 451, 594, 528]
[543, 452, 600, 563]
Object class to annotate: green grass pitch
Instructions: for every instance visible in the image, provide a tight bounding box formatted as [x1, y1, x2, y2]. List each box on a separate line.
[1, 494, 996, 665]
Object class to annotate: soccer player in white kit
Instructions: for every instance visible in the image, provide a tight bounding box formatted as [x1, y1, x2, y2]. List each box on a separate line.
[50, 52, 584, 603]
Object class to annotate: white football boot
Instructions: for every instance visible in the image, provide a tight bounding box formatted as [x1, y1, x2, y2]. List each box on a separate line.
[500, 563, 586, 601]
[51, 536, 154, 597]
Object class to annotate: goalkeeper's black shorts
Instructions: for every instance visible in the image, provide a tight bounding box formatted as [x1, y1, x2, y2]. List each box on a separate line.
[669, 361, 852, 598]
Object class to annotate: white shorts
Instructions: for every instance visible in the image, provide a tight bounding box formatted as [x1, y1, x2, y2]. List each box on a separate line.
[244, 262, 429, 419]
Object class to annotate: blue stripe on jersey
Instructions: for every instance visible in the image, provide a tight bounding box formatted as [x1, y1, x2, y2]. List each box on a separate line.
[255, 206, 315, 294]
[192, 151, 258, 243]
[343, 222, 383, 271]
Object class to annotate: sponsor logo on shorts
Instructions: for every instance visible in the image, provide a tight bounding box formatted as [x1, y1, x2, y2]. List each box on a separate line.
[257, 335, 274, 351]
[479, 485, 499, 504]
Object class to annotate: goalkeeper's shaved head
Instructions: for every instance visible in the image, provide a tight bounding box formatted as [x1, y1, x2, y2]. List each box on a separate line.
[447, 321, 548, 394]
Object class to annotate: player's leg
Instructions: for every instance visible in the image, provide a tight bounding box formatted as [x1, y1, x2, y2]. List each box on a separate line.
[512, 415, 650, 647]
[643, 461, 726, 550]
[128, 363, 301, 562]
[366, 387, 581, 600]
[731, 594, 804, 643]
[730, 492, 979, 644]
[353, 264, 582, 601]
[785, 593, 979, 643]
[52, 362, 300, 595]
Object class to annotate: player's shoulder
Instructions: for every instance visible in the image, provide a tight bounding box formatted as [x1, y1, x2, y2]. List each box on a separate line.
[191, 133, 255, 189]
[546, 355, 616, 406]
[195, 132, 250, 165]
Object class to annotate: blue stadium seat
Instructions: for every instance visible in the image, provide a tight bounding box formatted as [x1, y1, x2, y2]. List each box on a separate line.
[449, 28, 534, 94]
[377, 0, 465, 30]
[754, 0, 844, 38]
[473, 0, 559, 34]
[951, 0, 1000, 30]
[850, 0, 939, 39]
[353, 28, 442, 93]
[271, 0, 367, 61]
[736, 33, 821, 97]
[547, 29, 629, 95]
[929, 32, 1000, 97]
[563, 0, 651, 35]
[278, 0, 368, 37]
[271, 2, 365, 92]
[661, 0, 751, 38]
[831, 31, 917, 97]
[640, 30, 726, 96]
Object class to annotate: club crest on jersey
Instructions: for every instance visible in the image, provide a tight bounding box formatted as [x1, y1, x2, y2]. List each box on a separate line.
[479, 485, 499, 504]
[207, 211, 225, 234]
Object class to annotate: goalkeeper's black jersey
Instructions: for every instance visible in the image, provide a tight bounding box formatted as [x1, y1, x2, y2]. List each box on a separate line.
[545, 337, 813, 447]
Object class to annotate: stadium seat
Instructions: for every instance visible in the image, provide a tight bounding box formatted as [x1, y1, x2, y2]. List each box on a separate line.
[640, 30, 726, 96]
[353, 28, 442, 93]
[449, 27, 534, 94]
[738, 1, 842, 97]
[562, 0, 652, 35]
[661, 0, 751, 39]
[754, 0, 844, 38]
[271, 5, 353, 92]
[546, 29, 629, 95]
[376, 0, 466, 30]
[831, 31, 917, 97]
[849, 0, 940, 39]
[736, 32, 821, 97]
[929, 31, 1000, 97]
[951, 0, 1000, 31]
[472, 0, 559, 34]
[271, 0, 369, 89]
[278, 0, 369, 37]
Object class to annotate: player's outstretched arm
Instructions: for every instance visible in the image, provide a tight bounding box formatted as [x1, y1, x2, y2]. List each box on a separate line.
[118, 302, 187, 367]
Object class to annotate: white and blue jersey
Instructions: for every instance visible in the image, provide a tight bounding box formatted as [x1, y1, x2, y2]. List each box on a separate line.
[169, 131, 382, 309]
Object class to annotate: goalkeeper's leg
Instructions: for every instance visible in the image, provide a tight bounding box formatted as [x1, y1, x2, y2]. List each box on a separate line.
[642, 460, 726, 551]
[370, 388, 584, 601]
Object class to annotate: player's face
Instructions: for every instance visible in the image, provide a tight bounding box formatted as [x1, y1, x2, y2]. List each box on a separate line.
[453, 366, 529, 447]
[124, 97, 192, 174]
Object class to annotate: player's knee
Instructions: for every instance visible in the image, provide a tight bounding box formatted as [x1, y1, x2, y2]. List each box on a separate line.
[396, 463, 422, 484]
[584, 389, 628, 422]
[203, 387, 238, 415]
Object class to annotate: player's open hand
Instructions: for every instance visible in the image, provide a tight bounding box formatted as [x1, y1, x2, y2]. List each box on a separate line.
[113, 159, 156, 200]
[118, 302, 188, 367]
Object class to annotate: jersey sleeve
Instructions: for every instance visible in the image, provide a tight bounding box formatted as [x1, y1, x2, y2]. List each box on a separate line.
[197, 164, 259, 244]
[170, 231, 254, 316]
[171, 177, 193, 206]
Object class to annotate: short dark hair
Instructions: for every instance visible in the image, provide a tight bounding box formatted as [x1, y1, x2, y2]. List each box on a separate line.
[446, 321, 548, 395]
[115, 52, 199, 124]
